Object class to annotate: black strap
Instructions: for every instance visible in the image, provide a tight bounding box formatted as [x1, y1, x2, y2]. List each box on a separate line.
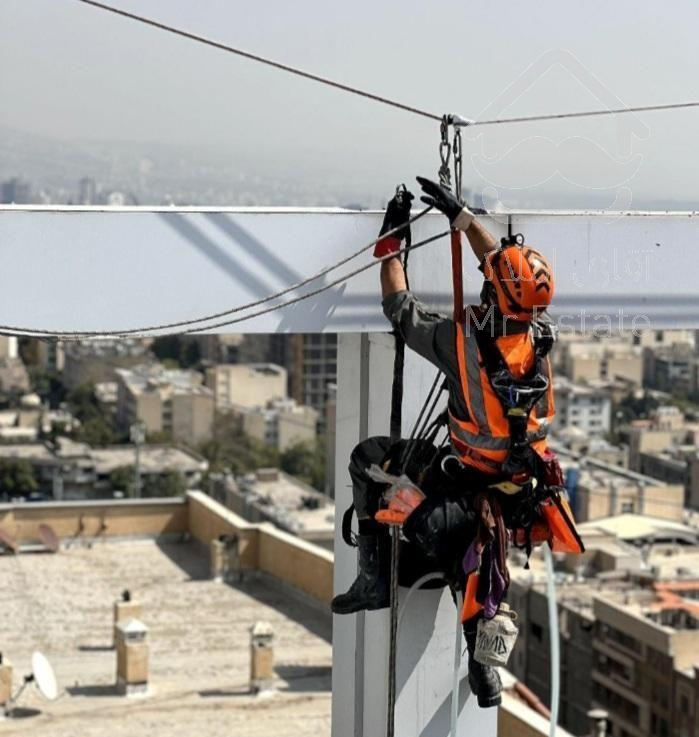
[473, 326, 549, 475]
[389, 227, 411, 444]
[342, 503, 357, 547]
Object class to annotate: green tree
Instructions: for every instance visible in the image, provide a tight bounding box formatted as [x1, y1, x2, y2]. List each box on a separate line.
[109, 465, 135, 497]
[151, 336, 201, 369]
[142, 470, 187, 498]
[146, 430, 174, 445]
[616, 391, 660, 424]
[29, 367, 66, 408]
[281, 439, 325, 490]
[66, 383, 101, 422]
[76, 417, 117, 446]
[199, 412, 279, 474]
[66, 383, 120, 446]
[0, 459, 39, 500]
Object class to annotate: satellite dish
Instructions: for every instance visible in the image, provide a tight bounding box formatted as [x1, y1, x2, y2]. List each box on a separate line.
[38, 524, 60, 554]
[3, 652, 58, 716]
[31, 652, 58, 701]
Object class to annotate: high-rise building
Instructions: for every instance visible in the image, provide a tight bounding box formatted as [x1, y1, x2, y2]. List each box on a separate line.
[289, 334, 337, 426]
[1, 177, 32, 204]
[78, 177, 97, 205]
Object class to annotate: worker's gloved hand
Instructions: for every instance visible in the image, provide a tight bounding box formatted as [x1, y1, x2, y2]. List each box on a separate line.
[416, 176, 474, 232]
[373, 185, 414, 258]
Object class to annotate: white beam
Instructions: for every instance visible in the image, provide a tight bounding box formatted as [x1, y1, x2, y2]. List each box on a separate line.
[2, 207, 698, 334]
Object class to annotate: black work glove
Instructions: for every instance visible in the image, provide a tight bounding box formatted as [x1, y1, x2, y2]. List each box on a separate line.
[374, 185, 414, 258]
[416, 176, 474, 231]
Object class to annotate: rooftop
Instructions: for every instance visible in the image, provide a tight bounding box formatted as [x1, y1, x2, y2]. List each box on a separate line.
[238, 469, 334, 542]
[577, 513, 698, 544]
[0, 538, 331, 737]
[116, 365, 212, 397]
[64, 339, 151, 359]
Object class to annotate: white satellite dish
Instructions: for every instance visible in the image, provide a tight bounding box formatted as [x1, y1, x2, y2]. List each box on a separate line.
[31, 652, 58, 701]
[3, 651, 59, 716]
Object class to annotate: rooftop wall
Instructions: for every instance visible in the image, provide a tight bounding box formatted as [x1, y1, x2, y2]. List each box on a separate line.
[0, 497, 188, 542]
[0, 492, 334, 605]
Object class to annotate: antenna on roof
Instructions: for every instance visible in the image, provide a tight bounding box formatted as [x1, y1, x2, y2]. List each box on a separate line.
[3, 652, 59, 717]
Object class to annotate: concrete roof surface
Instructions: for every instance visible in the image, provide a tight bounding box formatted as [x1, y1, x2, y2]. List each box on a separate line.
[578, 513, 697, 541]
[0, 539, 331, 737]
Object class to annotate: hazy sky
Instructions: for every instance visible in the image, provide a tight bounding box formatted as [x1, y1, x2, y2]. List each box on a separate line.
[2, 0, 698, 206]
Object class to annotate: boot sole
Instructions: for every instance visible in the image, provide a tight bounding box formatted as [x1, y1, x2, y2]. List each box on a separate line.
[331, 598, 390, 615]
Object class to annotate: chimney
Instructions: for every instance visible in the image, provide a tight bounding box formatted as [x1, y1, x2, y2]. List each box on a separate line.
[0, 654, 12, 718]
[113, 590, 141, 648]
[210, 534, 241, 583]
[115, 618, 149, 696]
[250, 621, 275, 693]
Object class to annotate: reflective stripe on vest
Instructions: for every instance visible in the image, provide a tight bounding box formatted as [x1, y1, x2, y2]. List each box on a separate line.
[450, 322, 554, 470]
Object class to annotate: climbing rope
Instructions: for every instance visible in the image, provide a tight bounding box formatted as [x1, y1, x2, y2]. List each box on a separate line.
[0, 210, 441, 339]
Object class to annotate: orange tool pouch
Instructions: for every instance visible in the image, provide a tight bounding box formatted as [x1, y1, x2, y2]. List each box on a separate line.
[539, 491, 585, 554]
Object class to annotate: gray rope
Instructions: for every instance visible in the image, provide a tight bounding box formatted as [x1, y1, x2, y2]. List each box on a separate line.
[0, 208, 434, 338]
[1, 227, 450, 339]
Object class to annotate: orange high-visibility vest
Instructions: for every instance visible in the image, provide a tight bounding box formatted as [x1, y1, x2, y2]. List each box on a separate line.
[449, 321, 555, 475]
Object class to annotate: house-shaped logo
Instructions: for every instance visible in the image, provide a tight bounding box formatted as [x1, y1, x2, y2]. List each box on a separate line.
[462, 49, 650, 214]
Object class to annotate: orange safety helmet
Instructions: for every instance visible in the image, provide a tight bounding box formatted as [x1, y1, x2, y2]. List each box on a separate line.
[481, 234, 554, 321]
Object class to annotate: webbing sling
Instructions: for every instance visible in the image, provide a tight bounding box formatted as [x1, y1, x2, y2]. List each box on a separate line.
[385, 223, 411, 737]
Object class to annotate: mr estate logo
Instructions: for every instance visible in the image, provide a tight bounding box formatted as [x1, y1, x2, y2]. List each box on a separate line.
[463, 49, 650, 222]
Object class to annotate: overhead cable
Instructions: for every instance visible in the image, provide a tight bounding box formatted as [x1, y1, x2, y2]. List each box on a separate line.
[74, 0, 699, 127]
[73, 0, 441, 122]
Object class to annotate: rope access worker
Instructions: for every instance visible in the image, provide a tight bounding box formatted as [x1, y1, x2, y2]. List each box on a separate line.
[332, 178, 584, 709]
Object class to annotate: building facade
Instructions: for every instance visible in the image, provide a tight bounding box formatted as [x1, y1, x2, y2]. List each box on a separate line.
[116, 365, 214, 446]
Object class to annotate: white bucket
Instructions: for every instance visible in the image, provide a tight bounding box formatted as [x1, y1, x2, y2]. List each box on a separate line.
[474, 604, 519, 667]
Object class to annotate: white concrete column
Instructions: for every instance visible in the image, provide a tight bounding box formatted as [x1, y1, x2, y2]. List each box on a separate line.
[332, 333, 496, 737]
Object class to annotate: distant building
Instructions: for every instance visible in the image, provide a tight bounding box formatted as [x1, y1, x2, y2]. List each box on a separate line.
[236, 398, 318, 452]
[645, 343, 697, 394]
[509, 520, 699, 737]
[116, 364, 214, 446]
[554, 378, 612, 437]
[63, 339, 153, 390]
[230, 467, 334, 549]
[636, 330, 696, 351]
[0, 355, 30, 395]
[593, 588, 699, 737]
[0, 337, 18, 361]
[558, 449, 685, 523]
[78, 177, 97, 205]
[559, 335, 643, 386]
[196, 334, 291, 373]
[289, 334, 337, 426]
[205, 363, 287, 410]
[0, 177, 32, 204]
[577, 464, 684, 523]
[0, 438, 207, 500]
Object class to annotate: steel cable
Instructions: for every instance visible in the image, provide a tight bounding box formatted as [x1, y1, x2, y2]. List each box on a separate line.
[74, 1, 699, 127]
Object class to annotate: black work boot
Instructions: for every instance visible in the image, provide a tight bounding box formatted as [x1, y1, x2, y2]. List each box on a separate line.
[331, 533, 390, 614]
[464, 625, 502, 708]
